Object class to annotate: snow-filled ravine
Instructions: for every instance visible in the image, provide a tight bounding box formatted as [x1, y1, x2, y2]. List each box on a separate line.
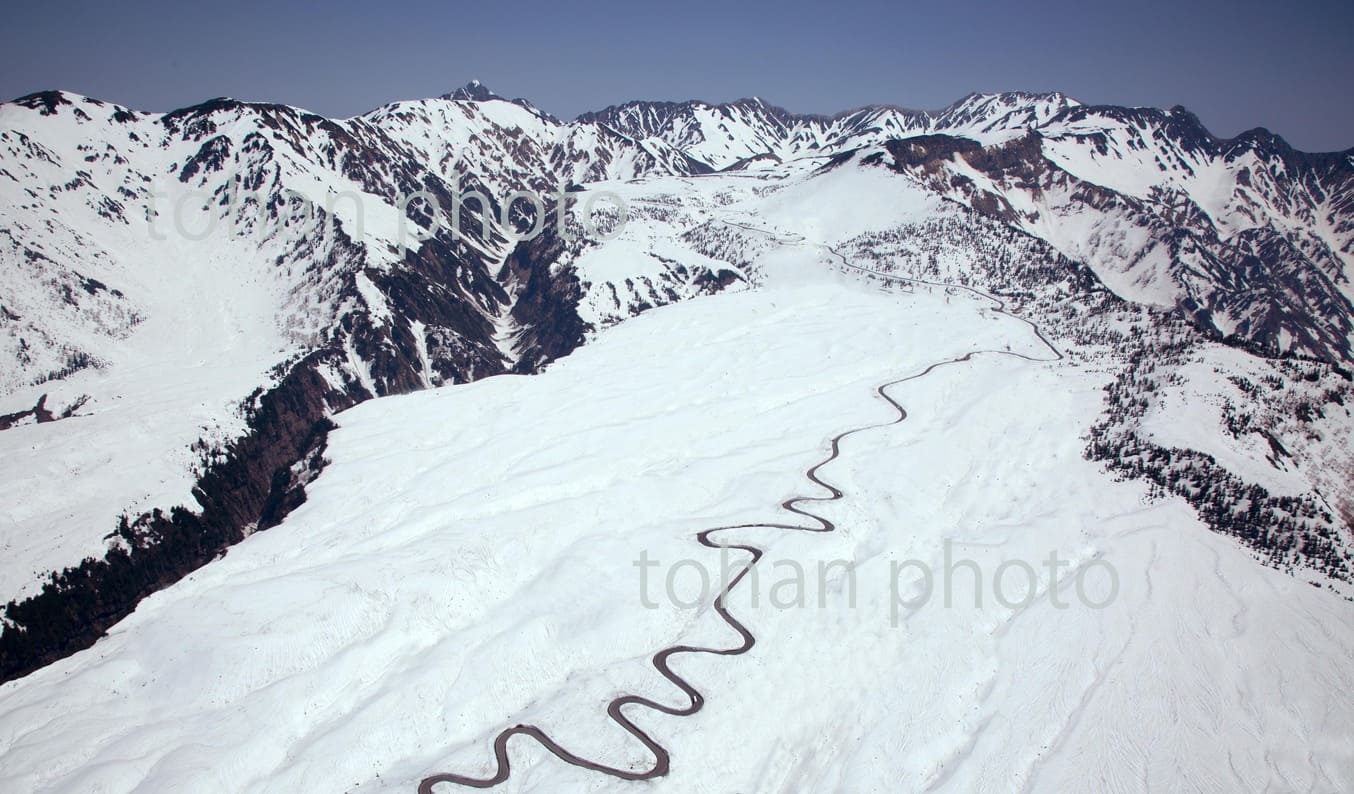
[2, 236, 1352, 793]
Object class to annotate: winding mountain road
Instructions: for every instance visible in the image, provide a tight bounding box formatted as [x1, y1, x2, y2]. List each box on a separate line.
[419, 222, 1064, 792]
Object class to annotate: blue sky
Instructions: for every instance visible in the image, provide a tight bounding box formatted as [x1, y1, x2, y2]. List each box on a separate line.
[2, 0, 1351, 150]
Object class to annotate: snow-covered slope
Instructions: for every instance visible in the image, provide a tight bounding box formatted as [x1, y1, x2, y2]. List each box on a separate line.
[1, 183, 1350, 791]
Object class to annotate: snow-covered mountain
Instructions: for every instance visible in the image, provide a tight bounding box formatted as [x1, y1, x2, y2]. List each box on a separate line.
[1, 81, 1352, 792]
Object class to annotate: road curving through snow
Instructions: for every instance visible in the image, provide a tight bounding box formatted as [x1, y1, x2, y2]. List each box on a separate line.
[419, 231, 1064, 791]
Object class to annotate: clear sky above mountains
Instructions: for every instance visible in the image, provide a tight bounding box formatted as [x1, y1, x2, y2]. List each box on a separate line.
[2, 0, 1351, 151]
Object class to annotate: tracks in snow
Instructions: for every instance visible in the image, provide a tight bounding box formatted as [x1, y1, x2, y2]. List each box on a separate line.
[419, 225, 1064, 791]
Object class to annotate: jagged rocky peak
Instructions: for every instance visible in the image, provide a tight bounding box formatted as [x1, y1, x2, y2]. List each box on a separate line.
[443, 79, 497, 102]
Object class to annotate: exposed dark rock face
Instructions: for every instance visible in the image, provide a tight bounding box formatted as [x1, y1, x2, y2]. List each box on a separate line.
[501, 228, 591, 374]
[444, 80, 496, 103]
[363, 233, 513, 390]
[882, 134, 982, 167]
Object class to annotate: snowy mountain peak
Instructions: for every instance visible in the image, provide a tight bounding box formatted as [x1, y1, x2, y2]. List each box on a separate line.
[444, 79, 497, 102]
[3, 90, 145, 124]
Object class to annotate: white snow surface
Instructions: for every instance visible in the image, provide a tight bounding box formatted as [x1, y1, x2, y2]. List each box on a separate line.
[1, 228, 1351, 793]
